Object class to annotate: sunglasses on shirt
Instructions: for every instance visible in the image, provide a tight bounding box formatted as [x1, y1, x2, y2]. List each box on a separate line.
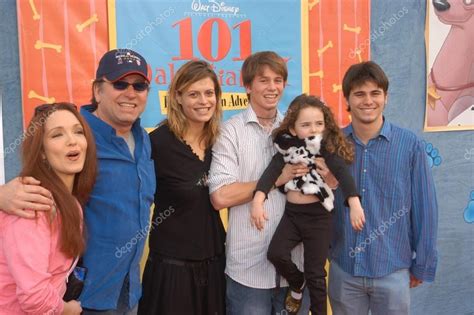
[99, 80, 149, 92]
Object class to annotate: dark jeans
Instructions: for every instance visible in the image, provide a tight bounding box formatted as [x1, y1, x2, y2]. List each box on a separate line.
[267, 201, 333, 315]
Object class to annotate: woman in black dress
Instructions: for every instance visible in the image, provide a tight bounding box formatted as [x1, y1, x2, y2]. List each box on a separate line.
[138, 60, 226, 315]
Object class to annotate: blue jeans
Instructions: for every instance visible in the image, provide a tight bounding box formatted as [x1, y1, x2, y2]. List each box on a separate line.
[226, 276, 310, 315]
[328, 262, 410, 315]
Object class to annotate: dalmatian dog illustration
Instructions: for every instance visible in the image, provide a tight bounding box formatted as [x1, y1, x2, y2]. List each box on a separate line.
[274, 133, 335, 211]
[427, 0, 474, 127]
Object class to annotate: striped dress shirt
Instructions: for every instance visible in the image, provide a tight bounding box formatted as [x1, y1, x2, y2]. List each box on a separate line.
[330, 120, 438, 281]
[209, 106, 304, 289]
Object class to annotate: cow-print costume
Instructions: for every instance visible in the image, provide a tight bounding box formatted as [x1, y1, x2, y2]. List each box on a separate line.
[275, 133, 335, 211]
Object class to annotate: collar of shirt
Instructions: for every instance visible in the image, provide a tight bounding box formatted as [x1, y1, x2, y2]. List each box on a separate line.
[345, 117, 393, 146]
[243, 104, 284, 126]
[80, 104, 142, 143]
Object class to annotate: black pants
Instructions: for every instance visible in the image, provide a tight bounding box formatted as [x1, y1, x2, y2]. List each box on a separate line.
[267, 201, 333, 315]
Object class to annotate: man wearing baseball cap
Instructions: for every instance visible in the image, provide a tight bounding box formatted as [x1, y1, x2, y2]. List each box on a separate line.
[78, 48, 155, 314]
[0, 48, 156, 314]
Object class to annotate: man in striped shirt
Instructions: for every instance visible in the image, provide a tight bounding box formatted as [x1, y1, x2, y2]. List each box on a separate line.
[209, 51, 311, 314]
[328, 61, 438, 315]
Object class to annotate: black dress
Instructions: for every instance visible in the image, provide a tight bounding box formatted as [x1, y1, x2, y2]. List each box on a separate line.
[138, 124, 226, 315]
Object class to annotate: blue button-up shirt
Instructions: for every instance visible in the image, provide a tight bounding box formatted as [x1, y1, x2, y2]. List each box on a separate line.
[79, 105, 155, 309]
[330, 120, 438, 282]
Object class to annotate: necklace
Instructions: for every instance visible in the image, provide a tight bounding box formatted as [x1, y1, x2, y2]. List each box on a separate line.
[256, 114, 277, 120]
[257, 114, 277, 133]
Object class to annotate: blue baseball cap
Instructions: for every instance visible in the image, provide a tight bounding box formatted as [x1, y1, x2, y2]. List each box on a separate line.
[96, 49, 150, 82]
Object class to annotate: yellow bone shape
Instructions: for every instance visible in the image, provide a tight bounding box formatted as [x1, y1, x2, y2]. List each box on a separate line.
[309, 0, 320, 10]
[343, 23, 361, 34]
[29, 0, 40, 20]
[354, 48, 363, 62]
[76, 14, 99, 32]
[309, 70, 324, 79]
[34, 40, 62, 53]
[318, 41, 333, 57]
[28, 90, 55, 104]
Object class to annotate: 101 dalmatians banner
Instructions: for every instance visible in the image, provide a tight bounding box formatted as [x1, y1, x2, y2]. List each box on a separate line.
[17, 0, 370, 128]
[17, 0, 471, 131]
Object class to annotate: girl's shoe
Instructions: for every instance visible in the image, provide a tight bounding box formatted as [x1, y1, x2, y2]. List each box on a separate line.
[284, 286, 303, 314]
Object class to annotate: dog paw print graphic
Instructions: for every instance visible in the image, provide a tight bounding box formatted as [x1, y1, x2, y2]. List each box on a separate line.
[464, 190, 474, 224]
[422, 141, 442, 168]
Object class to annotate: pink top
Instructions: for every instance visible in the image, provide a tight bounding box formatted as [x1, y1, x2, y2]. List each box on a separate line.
[0, 206, 81, 314]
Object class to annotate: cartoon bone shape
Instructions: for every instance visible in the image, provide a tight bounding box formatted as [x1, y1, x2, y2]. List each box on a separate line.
[29, 0, 40, 20]
[76, 14, 98, 32]
[34, 40, 62, 53]
[332, 84, 342, 93]
[354, 48, 363, 62]
[28, 90, 55, 103]
[343, 23, 361, 34]
[309, 70, 324, 78]
[318, 41, 333, 57]
[309, 0, 320, 10]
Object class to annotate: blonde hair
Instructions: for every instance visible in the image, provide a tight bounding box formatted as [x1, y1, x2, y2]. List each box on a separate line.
[166, 60, 222, 148]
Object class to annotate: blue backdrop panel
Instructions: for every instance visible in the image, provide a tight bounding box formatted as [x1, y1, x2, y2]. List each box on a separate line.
[1, 0, 23, 181]
[371, 1, 474, 314]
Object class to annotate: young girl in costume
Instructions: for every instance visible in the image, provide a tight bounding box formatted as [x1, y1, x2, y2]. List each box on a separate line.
[251, 94, 365, 315]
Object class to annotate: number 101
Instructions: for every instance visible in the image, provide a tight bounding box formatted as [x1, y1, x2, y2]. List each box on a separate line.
[172, 17, 252, 62]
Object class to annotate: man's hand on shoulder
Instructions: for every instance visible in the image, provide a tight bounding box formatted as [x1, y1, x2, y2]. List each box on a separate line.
[0, 177, 53, 218]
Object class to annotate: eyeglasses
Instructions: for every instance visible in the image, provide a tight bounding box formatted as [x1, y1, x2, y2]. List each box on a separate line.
[34, 102, 77, 116]
[101, 80, 149, 92]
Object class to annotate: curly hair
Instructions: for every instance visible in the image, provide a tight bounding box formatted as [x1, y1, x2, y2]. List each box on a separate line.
[273, 94, 354, 162]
